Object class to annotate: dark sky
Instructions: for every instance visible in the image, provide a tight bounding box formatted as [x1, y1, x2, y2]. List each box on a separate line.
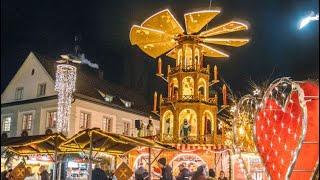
[1, 0, 319, 101]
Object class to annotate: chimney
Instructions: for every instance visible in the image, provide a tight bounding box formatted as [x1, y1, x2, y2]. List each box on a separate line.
[98, 70, 104, 80]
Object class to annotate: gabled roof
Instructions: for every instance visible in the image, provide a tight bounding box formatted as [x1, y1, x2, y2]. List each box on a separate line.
[31, 52, 156, 119]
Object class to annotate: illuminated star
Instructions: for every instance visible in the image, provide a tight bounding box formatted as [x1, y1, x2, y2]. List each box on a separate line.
[299, 11, 319, 29]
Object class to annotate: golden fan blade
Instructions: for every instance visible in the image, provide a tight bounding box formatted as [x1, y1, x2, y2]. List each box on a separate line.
[184, 10, 220, 34]
[138, 40, 177, 58]
[130, 25, 174, 45]
[199, 43, 229, 58]
[141, 9, 184, 35]
[199, 21, 248, 37]
[166, 48, 178, 59]
[202, 38, 250, 47]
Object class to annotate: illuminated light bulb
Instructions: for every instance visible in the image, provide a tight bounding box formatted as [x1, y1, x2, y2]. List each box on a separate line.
[290, 113, 294, 118]
[278, 137, 281, 143]
[281, 158, 284, 165]
[261, 125, 264, 130]
[257, 116, 260, 120]
[272, 163, 275, 170]
[269, 105, 273, 109]
[278, 173, 281, 178]
[294, 133, 297, 140]
[262, 146, 265, 152]
[267, 155, 270, 161]
[274, 114, 277, 120]
[257, 136, 260, 141]
[273, 128, 276, 135]
[265, 134, 268, 139]
[230, 106, 237, 113]
[281, 93, 285, 98]
[270, 142, 273, 148]
[289, 99, 294, 103]
[263, 111, 267, 117]
[284, 144, 287, 150]
[267, 119, 270, 126]
[281, 107, 285, 112]
[297, 117, 300, 123]
[275, 150, 278, 156]
[281, 123, 284, 129]
[283, 83, 287, 87]
[253, 88, 261, 96]
[288, 128, 291, 134]
[275, 87, 279, 91]
[239, 126, 245, 136]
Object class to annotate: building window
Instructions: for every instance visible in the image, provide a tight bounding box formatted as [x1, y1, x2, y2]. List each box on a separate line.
[123, 121, 130, 135]
[37, 83, 46, 97]
[31, 69, 35, 75]
[80, 112, 90, 129]
[102, 116, 113, 132]
[47, 111, 57, 128]
[2, 116, 12, 132]
[22, 113, 33, 131]
[15, 87, 24, 100]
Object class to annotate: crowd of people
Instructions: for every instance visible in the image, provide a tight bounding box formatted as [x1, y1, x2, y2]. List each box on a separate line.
[134, 157, 229, 180]
[1, 165, 50, 180]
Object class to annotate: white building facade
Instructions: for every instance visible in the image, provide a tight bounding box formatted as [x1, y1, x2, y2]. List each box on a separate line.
[1, 52, 159, 138]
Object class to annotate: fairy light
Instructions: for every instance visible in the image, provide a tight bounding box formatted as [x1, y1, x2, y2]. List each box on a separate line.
[55, 64, 77, 133]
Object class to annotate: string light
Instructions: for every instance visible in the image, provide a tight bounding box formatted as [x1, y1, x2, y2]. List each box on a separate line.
[55, 64, 77, 133]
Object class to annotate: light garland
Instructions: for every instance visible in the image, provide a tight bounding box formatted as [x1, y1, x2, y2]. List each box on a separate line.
[55, 64, 77, 133]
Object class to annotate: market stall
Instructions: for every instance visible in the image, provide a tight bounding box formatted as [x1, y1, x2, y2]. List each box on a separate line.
[60, 128, 176, 180]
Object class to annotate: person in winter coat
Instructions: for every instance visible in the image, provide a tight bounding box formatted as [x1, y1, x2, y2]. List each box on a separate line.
[92, 163, 107, 180]
[135, 163, 148, 180]
[217, 170, 228, 180]
[191, 165, 207, 180]
[157, 158, 173, 180]
[24, 167, 37, 180]
[39, 166, 50, 180]
[207, 169, 216, 180]
[175, 164, 190, 180]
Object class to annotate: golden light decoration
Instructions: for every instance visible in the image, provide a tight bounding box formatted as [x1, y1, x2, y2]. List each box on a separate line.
[233, 95, 258, 153]
[130, 9, 249, 59]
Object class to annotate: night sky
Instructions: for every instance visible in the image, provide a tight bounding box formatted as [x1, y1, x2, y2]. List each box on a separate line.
[1, 0, 319, 102]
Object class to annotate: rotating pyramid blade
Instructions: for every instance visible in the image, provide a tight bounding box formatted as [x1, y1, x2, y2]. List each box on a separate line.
[141, 9, 184, 35]
[202, 38, 249, 47]
[199, 21, 248, 37]
[130, 25, 174, 45]
[199, 43, 229, 58]
[138, 40, 177, 58]
[184, 10, 220, 34]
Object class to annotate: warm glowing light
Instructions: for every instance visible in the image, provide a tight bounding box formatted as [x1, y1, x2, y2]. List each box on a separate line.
[55, 64, 77, 133]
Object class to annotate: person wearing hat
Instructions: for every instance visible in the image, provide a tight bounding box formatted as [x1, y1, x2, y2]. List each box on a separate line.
[175, 163, 190, 180]
[157, 158, 172, 180]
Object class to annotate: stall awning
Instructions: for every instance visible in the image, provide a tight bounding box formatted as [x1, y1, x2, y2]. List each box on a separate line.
[1, 133, 76, 156]
[60, 128, 176, 155]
